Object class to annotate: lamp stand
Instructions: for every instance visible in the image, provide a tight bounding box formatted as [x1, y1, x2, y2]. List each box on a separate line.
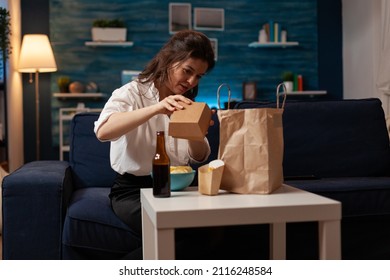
[34, 71, 40, 160]
[19, 34, 58, 161]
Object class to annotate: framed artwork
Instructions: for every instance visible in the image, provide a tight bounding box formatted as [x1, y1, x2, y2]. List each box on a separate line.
[121, 70, 141, 85]
[194, 8, 224, 31]
[209, 38, 218, 61]
[169, 3, 191, 34]
[243, 82, 257, 100]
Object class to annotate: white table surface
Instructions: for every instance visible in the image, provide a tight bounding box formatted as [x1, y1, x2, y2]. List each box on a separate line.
[141, 184, 341, 260]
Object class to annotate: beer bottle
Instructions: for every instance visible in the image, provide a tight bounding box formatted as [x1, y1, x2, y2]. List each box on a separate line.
[152, 131, 171, 197]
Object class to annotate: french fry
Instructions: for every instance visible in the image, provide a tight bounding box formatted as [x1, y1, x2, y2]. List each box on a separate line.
[170, 166, 193, 174]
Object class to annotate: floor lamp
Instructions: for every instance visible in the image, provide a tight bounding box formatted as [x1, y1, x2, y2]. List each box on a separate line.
[18, 34, 57, 160]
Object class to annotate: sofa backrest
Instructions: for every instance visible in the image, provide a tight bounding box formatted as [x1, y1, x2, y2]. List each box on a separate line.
[234, 98, 390, 178]
[68, 99, 390, 187]
[70, 112, 116, 189]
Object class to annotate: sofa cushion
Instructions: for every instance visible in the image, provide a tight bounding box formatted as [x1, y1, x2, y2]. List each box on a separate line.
[70, 113, 116, 189]
[62, 187, 141, 259]
[286, 177, 390, 217]
[235, 98, 390, 178]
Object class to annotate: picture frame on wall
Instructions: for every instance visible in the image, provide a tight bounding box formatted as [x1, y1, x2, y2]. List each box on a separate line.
[169, 3, 192, 34]
[209, 38, 218, 61]
[121, 70, 141, 85]
[194, 8, 224, 31]
[243, 82, 257, 100]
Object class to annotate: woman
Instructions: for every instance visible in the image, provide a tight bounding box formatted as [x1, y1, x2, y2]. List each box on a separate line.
[94, 30, 215, 258]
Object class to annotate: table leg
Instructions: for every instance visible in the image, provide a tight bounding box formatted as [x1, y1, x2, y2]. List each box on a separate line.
[270, 222, 286, 260]
[142, 207, 175, 260]
[318, 220, 341, 260]
[155, 228, 175, 259]
[142, 207, 155, 260]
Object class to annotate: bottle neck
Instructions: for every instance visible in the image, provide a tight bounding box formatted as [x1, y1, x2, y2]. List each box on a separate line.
[155, 131, 169, 162]
[155, 131, 168, 158]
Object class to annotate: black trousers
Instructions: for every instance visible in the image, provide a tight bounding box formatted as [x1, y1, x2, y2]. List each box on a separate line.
[109, 173, 223, 259]
[109, 173, 152, 237]
[109, 173, 268, 259]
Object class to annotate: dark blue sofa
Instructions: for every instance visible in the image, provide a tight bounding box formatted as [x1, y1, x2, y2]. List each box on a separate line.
[2, 98, 390, 259]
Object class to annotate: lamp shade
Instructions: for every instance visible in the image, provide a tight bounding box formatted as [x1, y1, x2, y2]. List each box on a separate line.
[18, 34, 57, 73]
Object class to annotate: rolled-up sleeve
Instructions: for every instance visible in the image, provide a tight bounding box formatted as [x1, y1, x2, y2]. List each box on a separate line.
[94, 85, 134, 141]
[188, 137, 211, 164]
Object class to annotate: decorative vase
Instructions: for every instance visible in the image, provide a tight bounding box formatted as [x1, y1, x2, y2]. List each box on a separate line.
[69, 81, 85, 93]
[57, 76, 70, 93]
[59, 85, 69, 93]
[283, 81, 293, 93]
[91, 27, 127, 42]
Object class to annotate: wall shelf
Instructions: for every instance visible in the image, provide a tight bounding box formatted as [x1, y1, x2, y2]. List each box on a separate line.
[84, 41, 134, 47]
[283, 90, 327, 96]
[248, 42, 299, 48]
[53, 93, 107, 99]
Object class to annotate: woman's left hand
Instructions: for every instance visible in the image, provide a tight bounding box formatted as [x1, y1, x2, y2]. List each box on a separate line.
[160, 95, 192, 115]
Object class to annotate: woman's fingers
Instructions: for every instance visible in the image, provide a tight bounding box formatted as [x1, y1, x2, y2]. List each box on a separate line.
[163, 95, 192, 112]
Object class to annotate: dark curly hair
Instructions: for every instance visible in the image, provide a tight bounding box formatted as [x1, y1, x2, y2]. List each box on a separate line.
[138, 30, 215, 100]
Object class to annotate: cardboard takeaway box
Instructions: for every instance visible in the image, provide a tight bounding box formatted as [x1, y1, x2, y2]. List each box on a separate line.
[168, 102, 212, 141]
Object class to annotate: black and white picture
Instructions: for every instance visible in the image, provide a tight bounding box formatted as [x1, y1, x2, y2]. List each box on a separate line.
[194, 8, 224, 31]
[169, 3, 191, 34]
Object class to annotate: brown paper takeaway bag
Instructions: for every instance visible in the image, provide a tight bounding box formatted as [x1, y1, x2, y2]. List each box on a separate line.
[216, 83, 286, 194]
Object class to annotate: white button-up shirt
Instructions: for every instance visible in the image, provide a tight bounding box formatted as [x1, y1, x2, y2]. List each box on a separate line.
[94, 80, 210, 176]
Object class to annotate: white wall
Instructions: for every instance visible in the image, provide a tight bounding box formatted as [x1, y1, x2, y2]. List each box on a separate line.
[342, 0, 383, 104]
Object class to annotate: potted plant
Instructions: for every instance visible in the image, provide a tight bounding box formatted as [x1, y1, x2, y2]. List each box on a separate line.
[281, 71, 294, 92]
[91, 19, 127, 42]
[57, 76, 71, 93]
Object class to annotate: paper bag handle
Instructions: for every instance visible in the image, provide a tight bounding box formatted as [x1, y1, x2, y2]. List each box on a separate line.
[217, 82, 285, 109]
[217, 83, 231, 110]
[276, 83, 287, 109]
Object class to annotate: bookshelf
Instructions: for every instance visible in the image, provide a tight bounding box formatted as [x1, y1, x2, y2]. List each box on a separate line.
[58, 107, 102, 160]
[53, 93, 107, 99]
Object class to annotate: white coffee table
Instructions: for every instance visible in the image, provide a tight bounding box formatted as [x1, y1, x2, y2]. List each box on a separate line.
[141, 184, 341, 260]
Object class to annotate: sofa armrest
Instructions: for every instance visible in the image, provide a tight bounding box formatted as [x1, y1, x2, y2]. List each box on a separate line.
[2, 160, 73, 259]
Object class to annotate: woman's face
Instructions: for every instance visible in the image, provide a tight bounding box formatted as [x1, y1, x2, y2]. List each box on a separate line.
[166, 57, 208, 95]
